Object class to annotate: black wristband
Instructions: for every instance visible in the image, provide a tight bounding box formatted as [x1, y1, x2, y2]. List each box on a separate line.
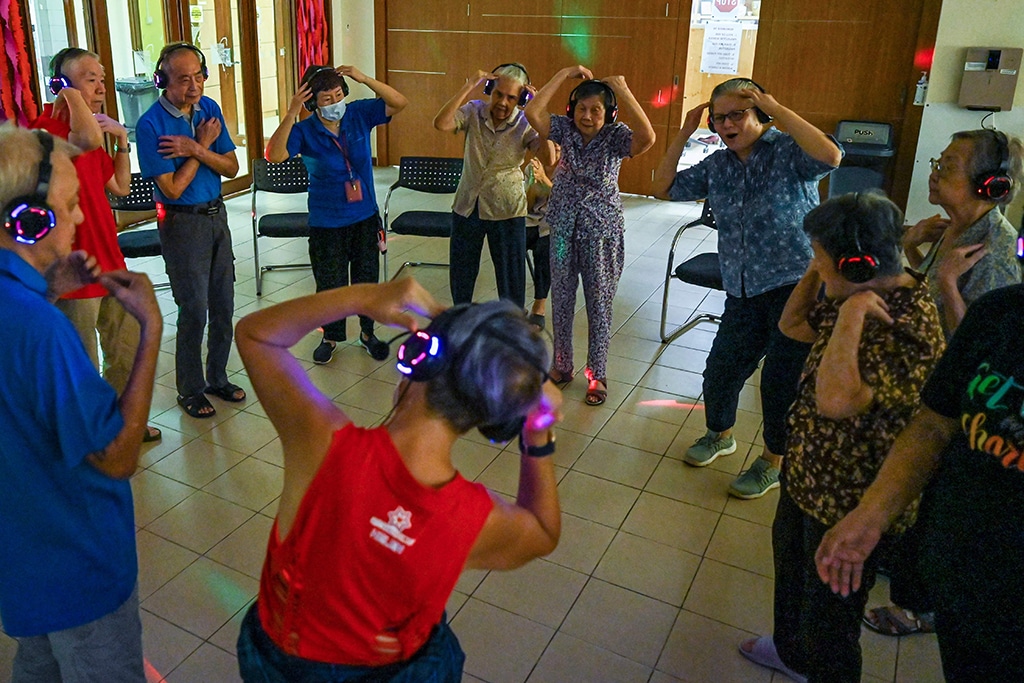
[519, 433, 556, 458]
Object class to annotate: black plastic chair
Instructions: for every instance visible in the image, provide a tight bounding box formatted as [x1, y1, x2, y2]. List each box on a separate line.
[109, 173, 169, 290]
[252, 157, 311, 296]
[660, 202, 723, 344]
[382, 156, 463, 279]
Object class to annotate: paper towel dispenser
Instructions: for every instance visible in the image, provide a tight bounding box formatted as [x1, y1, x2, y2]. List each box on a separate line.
[958, 47, 1021, 112]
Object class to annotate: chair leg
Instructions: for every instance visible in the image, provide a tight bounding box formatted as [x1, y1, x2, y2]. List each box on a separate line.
[391, 261, 450, 281]
[661, 312, 722, 345]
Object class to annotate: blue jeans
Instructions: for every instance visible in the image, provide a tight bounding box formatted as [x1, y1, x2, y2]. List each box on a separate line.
[237, 603, 464, 683]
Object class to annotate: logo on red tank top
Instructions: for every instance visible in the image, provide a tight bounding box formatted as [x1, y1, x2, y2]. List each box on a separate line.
[369, 505, 417, 554]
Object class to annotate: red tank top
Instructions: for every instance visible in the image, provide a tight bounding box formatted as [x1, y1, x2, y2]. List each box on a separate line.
[257, 424, 493, 665]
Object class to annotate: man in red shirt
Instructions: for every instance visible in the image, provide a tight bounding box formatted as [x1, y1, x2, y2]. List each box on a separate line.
[32, 47, 161, 442]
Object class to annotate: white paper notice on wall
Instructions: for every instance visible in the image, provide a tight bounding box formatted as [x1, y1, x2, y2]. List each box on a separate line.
[700, 22, 743, 74]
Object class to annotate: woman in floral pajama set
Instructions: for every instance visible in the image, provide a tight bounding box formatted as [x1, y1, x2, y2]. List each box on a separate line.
[525, 66, 655, 405]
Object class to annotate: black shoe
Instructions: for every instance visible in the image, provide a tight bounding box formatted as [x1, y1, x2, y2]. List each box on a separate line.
[360, 333, 389, 361]
[313, 340, 336, 364]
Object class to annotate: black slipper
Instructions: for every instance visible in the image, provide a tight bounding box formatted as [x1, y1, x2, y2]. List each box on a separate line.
[204, 383, 246, 402]
[142, 425, 163, 443]
[178, 392, 216, 418]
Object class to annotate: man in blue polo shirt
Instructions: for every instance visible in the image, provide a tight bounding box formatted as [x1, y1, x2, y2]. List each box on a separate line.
[0, 125, 162, 682]
[136, 41, 241, 418]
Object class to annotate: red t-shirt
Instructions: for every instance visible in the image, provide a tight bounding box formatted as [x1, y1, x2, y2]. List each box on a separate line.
[258, 424, 494, 666]
[31, 104, 127, 299]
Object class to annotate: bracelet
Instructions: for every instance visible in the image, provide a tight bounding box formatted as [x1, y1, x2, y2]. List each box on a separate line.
[115, 142, 131, 154]
[519, 432, 556, 458]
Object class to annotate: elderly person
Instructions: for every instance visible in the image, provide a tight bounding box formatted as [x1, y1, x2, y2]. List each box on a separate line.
[266, 64, 408, 365]
[863, 130, 1023, 638]
[433, 63, 548, 309]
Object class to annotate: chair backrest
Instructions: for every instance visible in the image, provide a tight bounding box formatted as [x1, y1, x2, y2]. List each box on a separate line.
[396, 157, 463, 194]
[696, 201, 716, 230]
[107, 173, 156, 212]
[253, 157, 310, 194]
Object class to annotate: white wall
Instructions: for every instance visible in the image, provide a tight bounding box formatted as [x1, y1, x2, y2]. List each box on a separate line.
[906, 0, 1024, 226]
[332, 0, 378, 155]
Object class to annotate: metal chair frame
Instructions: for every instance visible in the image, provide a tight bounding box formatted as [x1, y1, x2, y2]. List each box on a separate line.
[660, 202, 723, 344]
[382, 156, 463, 280]
[251, 157, 311, 296]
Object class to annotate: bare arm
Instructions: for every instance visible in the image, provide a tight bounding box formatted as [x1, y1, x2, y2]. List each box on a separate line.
[340, 65, 408, 117]
[266, 83, 311, 163]
[604, 75, 655, 157]
[466, 382, 563, 570]
[746, 88, 841, 167]
[653, 101, 710, 199]
[95, 114, 132, 196]
[815, 406, 958, 595]
[153, 117, 238, 199]
[525, 65, 593, 140]
[52, 87, 103, 151]
[433, 70, 491, 133]
[778, 264, 822, 343]
[86, 271, 163, 478]
[815, 291, 893, 419]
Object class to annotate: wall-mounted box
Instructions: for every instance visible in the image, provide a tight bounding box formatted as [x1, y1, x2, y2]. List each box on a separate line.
[958, 47, 1021, 112]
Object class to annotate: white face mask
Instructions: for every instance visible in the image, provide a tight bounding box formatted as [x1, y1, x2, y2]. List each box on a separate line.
[318, 100, 346, 122]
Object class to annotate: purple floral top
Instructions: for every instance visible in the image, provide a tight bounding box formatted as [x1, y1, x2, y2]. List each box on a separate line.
[546, 115, 633, 240]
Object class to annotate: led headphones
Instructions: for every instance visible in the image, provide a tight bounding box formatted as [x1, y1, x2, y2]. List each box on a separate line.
[48, 47, 89, 96]
[836, 194, 880, 284]
[707, 78, 772, 134]
[396, 304, 548, 443]
[3, 132, 57, 245]
[153, 42, 209, 90]
[567, 80, 618, 124]
[301, 66, 350, 112]
[483, 63, 532, 108]
[974, 129, 1013, 201]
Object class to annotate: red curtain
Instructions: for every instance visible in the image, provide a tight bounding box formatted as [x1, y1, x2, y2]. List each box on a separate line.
[296, 0, 329, 74]
[0, 0, 39, 124]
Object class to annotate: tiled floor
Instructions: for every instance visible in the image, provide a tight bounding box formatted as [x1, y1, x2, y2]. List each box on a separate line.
[0, 166, 945, 682]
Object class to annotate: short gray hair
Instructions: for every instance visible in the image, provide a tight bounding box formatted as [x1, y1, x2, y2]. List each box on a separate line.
[0, 124, 78, 212]
[950, 129, 1024, 205]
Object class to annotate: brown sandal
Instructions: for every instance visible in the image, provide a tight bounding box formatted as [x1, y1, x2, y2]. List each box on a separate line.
[585, 377, 607, 406]
[863, 606, 935, 637]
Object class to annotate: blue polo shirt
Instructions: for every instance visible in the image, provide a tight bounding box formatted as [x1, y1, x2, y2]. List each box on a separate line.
[136, 94, 236, 205]
[287, 98, 390, 228]
[0, 249, 134, 637]
[668, 128, 843, 298]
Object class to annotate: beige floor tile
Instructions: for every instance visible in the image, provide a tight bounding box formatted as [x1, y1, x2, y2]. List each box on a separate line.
[140, 609, 202, 681]
[607, 334, 665, 364]
[146, 491, 255, 554]
[644, 457, 734, 512]
[455, 568, 489, 595]
[446, 590, 469, 619]
[452, 598, 554, 683]
[594, 532, 701, 607]
[250, 437, 284, 467]
[202, 457, 284, 512]
[895, 634, 944, 682]
[142, 558, 258, 641]
[605, 353, 657, 386]
[617, 385, 696, 426]
[637, 364, 705, 401]
[558, 398, 614, 437]
[475, 450, 523, 497]
[544, 513, 617, 574]
[648, 671, 685, 683]
[654, 343, 710, 375]
[131, 469, 197, 527]
[200, 411, 279, 456]
[527, 632, 652, 683]
[723, 486, 781, 526]
[560, 578, 678, 668]
[305, 365, 365, 400]
[335, 377, 401, 414]
[475, 559, 588, 628]
[136, 530, 200, 600]
[548, 428, 593, 470]
[705, 514, 775, 578]
[557, 471, 641, 528]
[208, 600, 254, 653]
[621, 492, 719, 556]
[148, 438, 248, 489]
[452, 438, 502, 480]
[164, 642, 240, 682]
[595, 411, 681, 456]
[861, 627, 899, 682]
[682, 559, 774, 635]
[656, 610, 772, 683]
[572, 439, 662, 489]
[138, 427, 194, 470]
[206, 514, 274, 579]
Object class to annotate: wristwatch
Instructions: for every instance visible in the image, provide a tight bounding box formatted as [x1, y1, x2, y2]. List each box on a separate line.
[519, 432, 556, 458]
[115, 141, 131, 154]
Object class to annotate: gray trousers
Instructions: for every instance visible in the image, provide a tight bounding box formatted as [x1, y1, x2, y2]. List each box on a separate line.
[158, 203, 235, 397]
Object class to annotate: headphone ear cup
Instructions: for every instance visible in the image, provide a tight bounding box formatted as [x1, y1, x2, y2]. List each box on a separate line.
[518, 89, 533, 108]
[396, 330, 446, 381]
[478, 417, 526, 444]
[756, 107, 771, 124]
[976, 174, 1012, 201]
[3, 197, 57, 245]
[607, 106, 618, 124]
[707, 115, 717, 134]
[837, 255, 879, 284]
[153, 68, 166, 89]
[483, 78, 495, 96]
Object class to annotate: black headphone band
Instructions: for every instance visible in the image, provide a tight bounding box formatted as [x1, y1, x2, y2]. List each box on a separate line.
[989, 129, 1010, 176]
[157, 42, 207, 72]
[568, 80, 618, 123]
[34, 131, 54, 196]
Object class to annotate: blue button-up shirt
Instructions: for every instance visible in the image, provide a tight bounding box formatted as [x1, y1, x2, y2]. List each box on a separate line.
[136, 95, 236, 205]
[668, 128, 842, 297]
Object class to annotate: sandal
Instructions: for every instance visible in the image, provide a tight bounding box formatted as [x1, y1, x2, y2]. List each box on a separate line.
[142, 425, 162, 443]
[549, 368, 574, 386]
[177, 392, 216, 419]
[204, 383, 246, 403]
[528, 313, 546, 331]
[585, 377, 607, 407]
[863, 606, 936, 637]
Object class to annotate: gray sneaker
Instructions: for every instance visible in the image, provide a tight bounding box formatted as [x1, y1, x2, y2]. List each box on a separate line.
[684, 430, 737, 466]
[729, 458, 780, 499]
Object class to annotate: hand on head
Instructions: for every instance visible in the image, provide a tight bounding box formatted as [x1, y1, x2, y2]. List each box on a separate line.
[290, 82, 313, 113]
[365, 278, 446, 334]
[739, 87, 778, 116]
[524, 379, 564, 434]
[683, 101, 711, 131]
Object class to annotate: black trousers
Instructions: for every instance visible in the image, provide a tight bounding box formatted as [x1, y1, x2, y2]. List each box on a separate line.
[308, 216, 380, 342]
[449, 207, 526, 309]
[525, 226, 551, 300]
[772, 486, 888, 683]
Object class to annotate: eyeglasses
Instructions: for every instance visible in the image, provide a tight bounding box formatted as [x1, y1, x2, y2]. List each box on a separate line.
[710, 107, 754, 125]
[928, 158, 944, 175]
